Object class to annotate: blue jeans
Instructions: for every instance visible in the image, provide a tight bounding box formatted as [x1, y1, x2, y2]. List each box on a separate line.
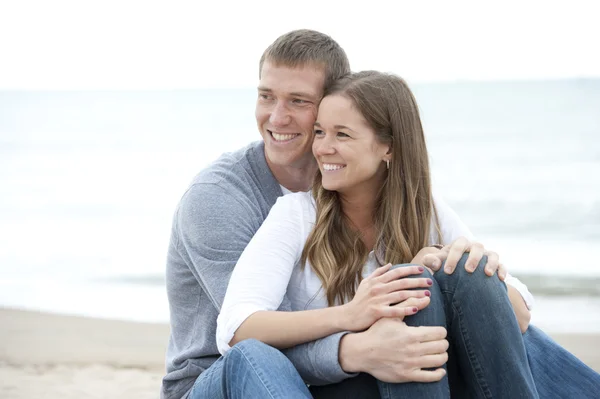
[312, 256, 535, 398]
[377, 256, 537, 398]
[313, 255, 600, 398]
[191, 255, 600, 398]
[188, 338, 312, 399]
[524, 325, 600, 398]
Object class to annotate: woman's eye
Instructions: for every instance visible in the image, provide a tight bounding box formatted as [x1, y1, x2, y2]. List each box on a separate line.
[314, 129, 324, 136]
[337, 132, 350, 138]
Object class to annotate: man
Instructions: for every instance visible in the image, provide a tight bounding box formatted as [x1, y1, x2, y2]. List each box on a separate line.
[162, 29, 598, 399]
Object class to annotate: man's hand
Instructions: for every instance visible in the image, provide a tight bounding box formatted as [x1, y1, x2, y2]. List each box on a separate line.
[420, 237, 507, 280]
[339, 316, 448, 383]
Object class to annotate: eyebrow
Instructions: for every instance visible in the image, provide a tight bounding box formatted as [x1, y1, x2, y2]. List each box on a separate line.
[257, 86, 316, 99]
[314, 122, 358, 133]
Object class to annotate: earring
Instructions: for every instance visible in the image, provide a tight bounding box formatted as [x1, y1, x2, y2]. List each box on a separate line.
[386, 159, 390, 170]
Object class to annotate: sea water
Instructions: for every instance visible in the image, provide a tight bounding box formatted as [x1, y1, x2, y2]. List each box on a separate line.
[1, 79, 599, 332]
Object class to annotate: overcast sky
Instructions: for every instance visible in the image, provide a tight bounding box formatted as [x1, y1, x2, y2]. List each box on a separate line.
[1, 0, 599, 89]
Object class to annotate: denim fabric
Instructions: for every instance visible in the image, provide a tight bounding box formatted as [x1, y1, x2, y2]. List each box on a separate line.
[524, 325, 600, 398]
[188, 339, 312, 399]
[435, 255, 537, 398]
[316, 255, 539, 399]
[189, 254, 600, 398]
[377, 265, 450, 399]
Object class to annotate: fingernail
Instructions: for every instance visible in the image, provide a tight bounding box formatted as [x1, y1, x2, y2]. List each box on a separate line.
[418, 266, 424, 272]
[412, 307, 419, 313]
[427, 279, 433, 286]
[424, 290, 431, 297]
[444, 266, 451, 273]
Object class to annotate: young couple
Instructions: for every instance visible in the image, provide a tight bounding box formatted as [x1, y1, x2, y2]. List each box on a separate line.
[162, 30, 600, 399]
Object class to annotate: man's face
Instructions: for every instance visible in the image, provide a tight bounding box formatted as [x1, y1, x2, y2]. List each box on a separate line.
[256, 61, 325, 169]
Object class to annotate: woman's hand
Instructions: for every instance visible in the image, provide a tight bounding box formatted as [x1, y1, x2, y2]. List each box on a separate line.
[341, 264, 432, 332]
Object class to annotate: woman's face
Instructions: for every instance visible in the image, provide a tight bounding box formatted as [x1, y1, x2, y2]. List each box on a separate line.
[312, 95, 390, 196]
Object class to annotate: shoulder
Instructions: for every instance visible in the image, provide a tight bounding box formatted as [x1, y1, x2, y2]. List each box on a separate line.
[267, 191, 314, 222]
[272, 191, 313, 210]
[178, 141, 281, 219]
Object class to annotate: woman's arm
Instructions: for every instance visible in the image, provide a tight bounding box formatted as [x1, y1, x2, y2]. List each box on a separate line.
[230, 264, 431, 349]
[217, 194, 431, 353]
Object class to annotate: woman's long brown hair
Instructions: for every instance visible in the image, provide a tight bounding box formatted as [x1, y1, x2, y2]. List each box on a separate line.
[301, 71, 441, 306]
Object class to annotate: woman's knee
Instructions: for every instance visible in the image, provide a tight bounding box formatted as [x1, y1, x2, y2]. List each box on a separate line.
[435, 252, 507, 297]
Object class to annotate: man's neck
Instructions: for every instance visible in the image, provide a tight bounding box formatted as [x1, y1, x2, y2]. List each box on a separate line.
[267, 157, 318, 193]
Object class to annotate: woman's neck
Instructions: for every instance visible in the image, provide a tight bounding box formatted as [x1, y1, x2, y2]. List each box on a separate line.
[340, 190, 378, 249]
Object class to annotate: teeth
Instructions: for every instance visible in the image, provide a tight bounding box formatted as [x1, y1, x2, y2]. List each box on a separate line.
[323, 163, 346, 171]
[272, 132, 297, 141]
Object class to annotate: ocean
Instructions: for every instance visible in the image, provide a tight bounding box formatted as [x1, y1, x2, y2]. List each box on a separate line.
[1, 79, 599, 332]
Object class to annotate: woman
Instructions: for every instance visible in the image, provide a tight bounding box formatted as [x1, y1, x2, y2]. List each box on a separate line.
[217, 71, 599, 398]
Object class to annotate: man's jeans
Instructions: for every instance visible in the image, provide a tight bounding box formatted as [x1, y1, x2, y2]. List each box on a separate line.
[188, 338, 312, 399]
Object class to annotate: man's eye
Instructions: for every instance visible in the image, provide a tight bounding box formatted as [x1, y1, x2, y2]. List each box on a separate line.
[293, 99, 307, 104]
[259, 93, 272, 100]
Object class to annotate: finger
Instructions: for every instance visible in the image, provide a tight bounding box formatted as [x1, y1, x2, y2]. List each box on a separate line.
[414, 338, 450, 355]
[408, 368, 446, 383]
[484, 251, 500, 277]
[443, 237, 470, 274]
[377, 265, 425, 283]
[421, 253, 444, 272]
[498, 262, 507, 281]
[464, 242, 484, 273]
[379, 304, 419, 319]
[392, 296, 431, 312]
[415, 326, 447, 342]
[386, 277, 433, 292]
[385, 289, 430, 305]
[368, 263, 392, 279]
[415, 353, 449, 369]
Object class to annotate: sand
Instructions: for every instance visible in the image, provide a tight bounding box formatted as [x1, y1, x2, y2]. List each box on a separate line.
[0, 307, 598, 398]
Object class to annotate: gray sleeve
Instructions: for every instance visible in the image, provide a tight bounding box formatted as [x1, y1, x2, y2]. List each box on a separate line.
[282, 332, 358, 385]
[176, 183, 356, 384]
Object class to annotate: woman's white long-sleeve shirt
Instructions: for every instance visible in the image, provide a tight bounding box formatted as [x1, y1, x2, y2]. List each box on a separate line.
[216, 191, 534, 355]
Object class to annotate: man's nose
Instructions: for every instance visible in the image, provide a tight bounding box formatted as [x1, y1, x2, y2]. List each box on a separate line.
[269, 102, 292, 127]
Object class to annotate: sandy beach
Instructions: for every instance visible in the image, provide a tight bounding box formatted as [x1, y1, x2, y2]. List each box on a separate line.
[1, 307, 598, 398]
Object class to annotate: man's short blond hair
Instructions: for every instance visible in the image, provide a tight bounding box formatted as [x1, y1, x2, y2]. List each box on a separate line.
[259, 29, 351, 92]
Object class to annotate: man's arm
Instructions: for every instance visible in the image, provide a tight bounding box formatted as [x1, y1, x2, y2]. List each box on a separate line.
[176, 184, 356, 385]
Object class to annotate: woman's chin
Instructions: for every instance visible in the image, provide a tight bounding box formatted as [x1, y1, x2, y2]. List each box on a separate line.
[321, 182, 344, 193]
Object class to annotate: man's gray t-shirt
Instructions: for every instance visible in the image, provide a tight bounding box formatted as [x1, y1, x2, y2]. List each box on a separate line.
[161, 141, 353, 399]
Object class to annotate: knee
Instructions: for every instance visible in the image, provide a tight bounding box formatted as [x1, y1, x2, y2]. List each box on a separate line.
[225, 339, 286, 370]
[435, 253, 506, 294]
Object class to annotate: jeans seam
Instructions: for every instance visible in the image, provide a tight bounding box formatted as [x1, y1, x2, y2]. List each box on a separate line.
[452, 298, 493, 399]
[232, 345, 277, 399]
